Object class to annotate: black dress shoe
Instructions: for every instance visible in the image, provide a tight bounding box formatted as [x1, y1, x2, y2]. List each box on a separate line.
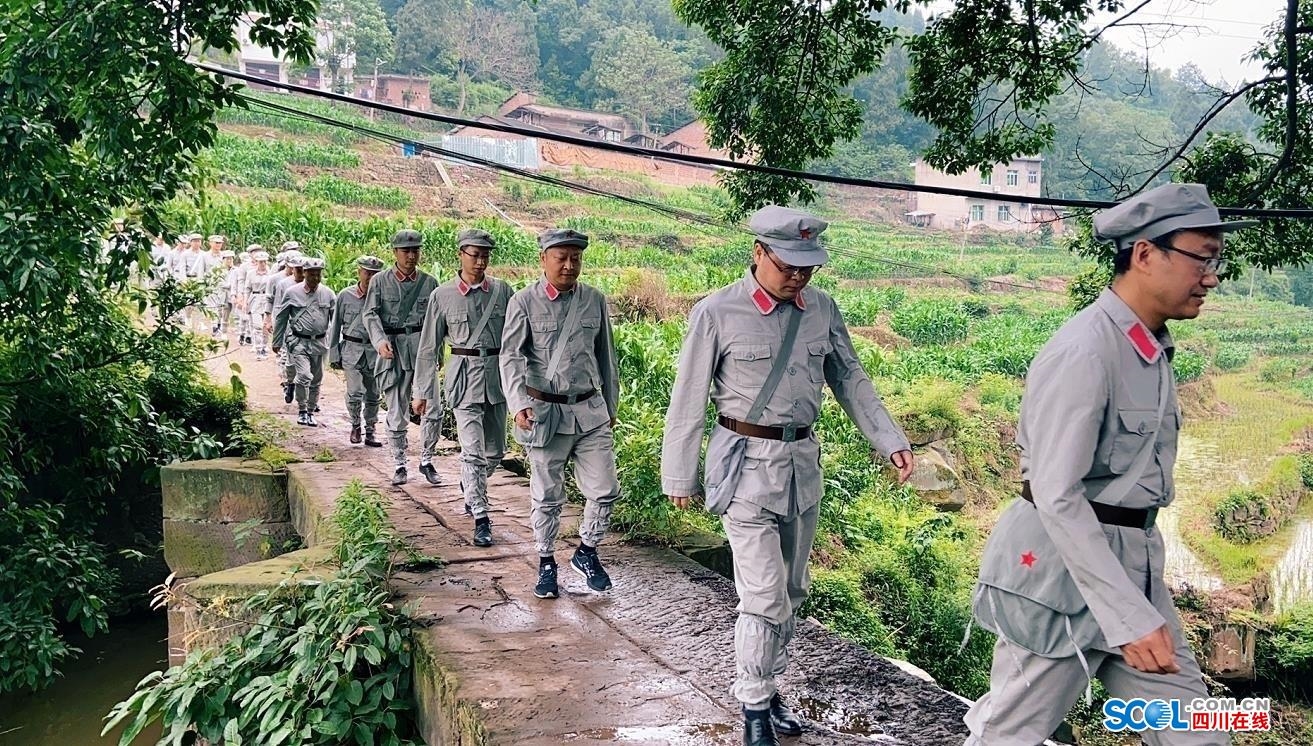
[743, 709, 778, 746]
[391, 467, 407, 486]
[304, 413, 317, 427]
[350, 426, 362, 444]
[473, 519, 493, 547]
[770, 694, 803, 736]
[296, 411, 309, 426]
[419, 463, 442, 486]
[363, 430, 383, 447]
[283, 383, 294, 404]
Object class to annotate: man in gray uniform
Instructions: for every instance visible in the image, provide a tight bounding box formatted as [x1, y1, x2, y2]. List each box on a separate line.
[362, 229, 441, 486]
[662, 206, 914, 746]
[500, 228, 620, 599]
[269, 247, 305, 404]
[330, 255, 386, 448]
[242, 249, 272, 361]
[963, 183, 1251, 746]
[272, 256, 336, 427]
[414, 229, 513, 548]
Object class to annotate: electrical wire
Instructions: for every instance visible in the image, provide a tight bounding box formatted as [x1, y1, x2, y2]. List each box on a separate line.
[235, 92, 1068, 294]
[197, 61, 1313, 220]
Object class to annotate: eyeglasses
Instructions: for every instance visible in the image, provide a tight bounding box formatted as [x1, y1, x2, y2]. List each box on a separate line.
[1154, 243, 1227, 276]
[762, 248, 818, 279]
[460, 249, 492, 262]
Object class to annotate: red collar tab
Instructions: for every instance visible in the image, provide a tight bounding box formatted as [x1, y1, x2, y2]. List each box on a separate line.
[750, 286, 805, 315]
[1126, 322, 1162, 364]
[544, 282, 561, 301]
[395, 268, 417, 282]
[458, 277, 491, 296]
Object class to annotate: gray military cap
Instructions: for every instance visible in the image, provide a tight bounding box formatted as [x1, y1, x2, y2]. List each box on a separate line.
[748, 205, 829, 267]
[1093, 183, 1258, 251]
[285, 253, 306, 268]
[251, 250, 270, 262]
[458, 228, 496, 250]
[301, 257, 326, 271]
[281, 240, 302, 252]
[391, 229, 423, 249]
[538, 228, 589, 252]
[356, 255, 385, 272]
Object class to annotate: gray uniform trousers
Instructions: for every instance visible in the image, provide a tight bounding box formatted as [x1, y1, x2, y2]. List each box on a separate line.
[722, 483, 819, 709]
[383, 365, 417, 469]
[964, 580, 1222, 746]
[419, 395, 443, 468]
[248, 305, 267, 352]
[343, 356, 380, 430]
[527, 421, 620, 556]
[290, 337, 325, 411]
[454, 400, 507, 517]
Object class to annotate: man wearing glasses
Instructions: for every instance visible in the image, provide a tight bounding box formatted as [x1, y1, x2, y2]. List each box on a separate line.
[661, 205, 914, 746]
[963, 183, 1249, 746]
[414, 229, 513, 548]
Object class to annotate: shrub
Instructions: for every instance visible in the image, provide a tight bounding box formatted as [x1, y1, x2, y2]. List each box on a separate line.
[1257, 602, 1313, 700]
[976, 373, 1023, 413]
[105, 481, 422, 745]
[891, 299, 970, 345]
[1300, 453, 1313, 491]
[1213, 346, 1251, 371]
[890, 378, 965, 441]
[1172, 349, 1208, 383]
[1260, 358, 1301, 383]
[1213, 490, 1270, 543]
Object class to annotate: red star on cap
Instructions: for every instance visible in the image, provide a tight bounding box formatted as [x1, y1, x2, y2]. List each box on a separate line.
[1020, 551, 1037, 568]
[799, 228, 812, 239]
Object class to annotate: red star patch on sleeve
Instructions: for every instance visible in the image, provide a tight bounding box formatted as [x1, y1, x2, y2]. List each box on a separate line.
[1020, 551, 1037, 568]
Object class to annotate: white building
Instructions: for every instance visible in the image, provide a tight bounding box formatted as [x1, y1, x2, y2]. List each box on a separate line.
[906, 156, 1062, 234]
[235, 15, 354, 92]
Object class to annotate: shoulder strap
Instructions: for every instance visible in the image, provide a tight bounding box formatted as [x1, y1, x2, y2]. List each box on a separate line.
[466, 285, 502, 347]
[543, 288, 584, 384]
[746, 304, 803, 424]
[1097, 358, 1172, 505]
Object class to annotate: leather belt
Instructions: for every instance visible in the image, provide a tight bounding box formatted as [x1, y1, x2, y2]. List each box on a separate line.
[717, 415, 811, 443]
[1021, 481, 1158, 530]
[526, 386, 596, 405]
[342, 333, 367, 344]
[450, 347, 500, 357]
[292, 332, 326, 340]
[383, 325, 422, 335]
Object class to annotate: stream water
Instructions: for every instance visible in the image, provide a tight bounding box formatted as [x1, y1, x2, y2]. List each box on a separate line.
[0, 614, 166, 745]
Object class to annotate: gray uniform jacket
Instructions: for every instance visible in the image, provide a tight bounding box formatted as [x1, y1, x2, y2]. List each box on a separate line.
[500, 278, 618, 442]
[268, 273, 298, 317]
[243, 268, 272, 310]
[272, 283, 337, 354]
[415, 275, 513, 406]
[660, 270, 909, 516]
[973, 288, 1180, 657]
[361, 268, 440, 373]
[329, 285, 376, 369]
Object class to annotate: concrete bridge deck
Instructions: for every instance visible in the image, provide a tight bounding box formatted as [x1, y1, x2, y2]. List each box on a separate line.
[205, 345, 971, 745]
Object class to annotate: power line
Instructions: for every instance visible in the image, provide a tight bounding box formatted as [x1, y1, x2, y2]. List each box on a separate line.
[195, 61, 1313, 220]
[234, 93, 1066, 295]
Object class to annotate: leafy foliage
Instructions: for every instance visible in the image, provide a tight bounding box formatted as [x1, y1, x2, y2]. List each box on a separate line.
[675, 0, 899, 216]
[1172, 350, 1208, 384]
[890, 299, 971, 345]
[104, 481, 420, 745]
[0, 0, 312, 692]
[301, 174, 413, 210]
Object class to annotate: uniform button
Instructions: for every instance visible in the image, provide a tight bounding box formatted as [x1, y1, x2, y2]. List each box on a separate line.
[788, 366, 796, 375]
[1137, 421, 1146, 434]
[747, 353, 756, 361]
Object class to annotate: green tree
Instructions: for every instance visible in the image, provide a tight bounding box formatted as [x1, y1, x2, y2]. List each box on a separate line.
[589, 29, 693, 135]
[675, 0, 902, 217]
[0, 0, 315, 692]
[318, 0, 395, 93]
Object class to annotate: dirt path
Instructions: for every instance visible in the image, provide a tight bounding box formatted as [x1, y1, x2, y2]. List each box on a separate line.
[204, 339, 972, 745]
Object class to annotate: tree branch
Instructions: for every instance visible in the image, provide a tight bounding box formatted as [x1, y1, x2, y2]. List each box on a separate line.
[1246, 0, 1301, 202]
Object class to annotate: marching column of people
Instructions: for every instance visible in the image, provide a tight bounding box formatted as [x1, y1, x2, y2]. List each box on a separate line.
[127, 194, 1235, 746]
